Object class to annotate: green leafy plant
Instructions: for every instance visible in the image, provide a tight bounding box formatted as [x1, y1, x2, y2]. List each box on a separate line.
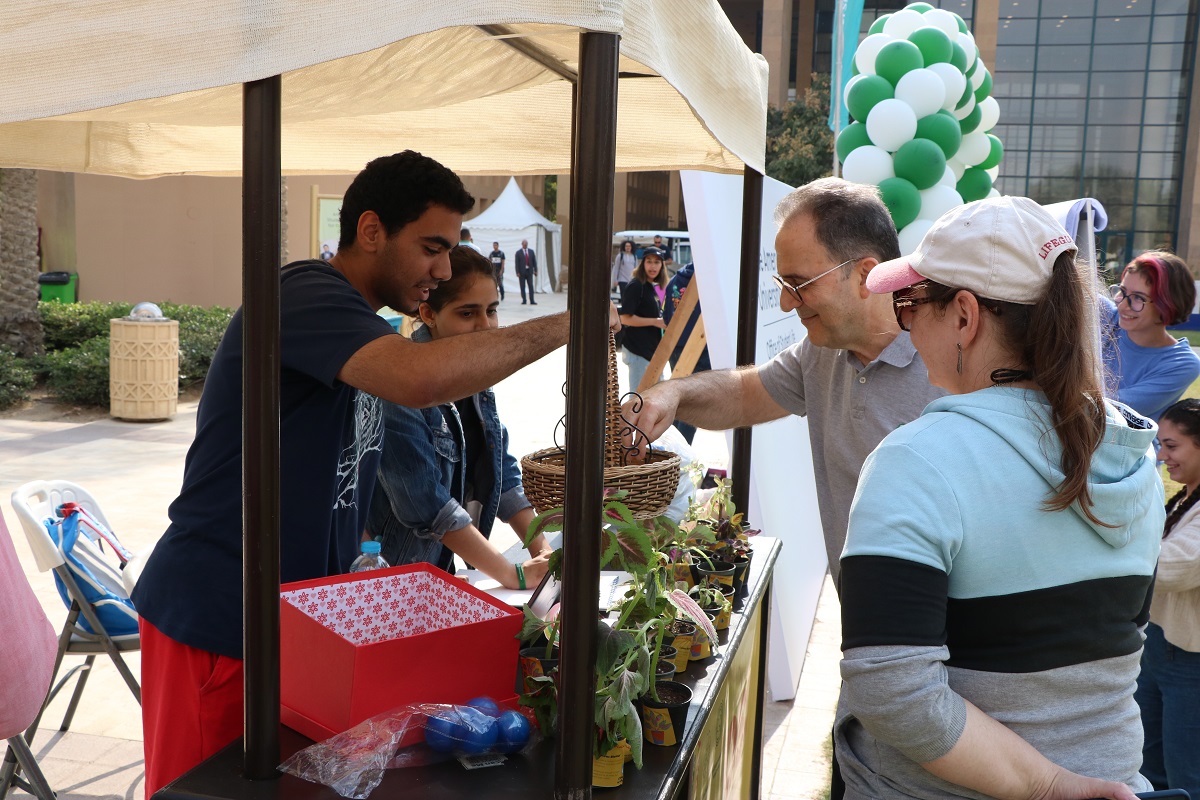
[519, 671, 558, 738]
[40, 336, 111, 407]
[0, 348, 35, 409]
[594, 621, 649, 767]
[517, 604, 560, 660]
[687, 477, 759, 564]
[38, 301, 133, 351]
[688, 582, 729, 612]
[158, 302, 233, 387]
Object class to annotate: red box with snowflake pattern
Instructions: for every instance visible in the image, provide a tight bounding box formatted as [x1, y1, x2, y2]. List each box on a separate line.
[279, 563, 521, 740]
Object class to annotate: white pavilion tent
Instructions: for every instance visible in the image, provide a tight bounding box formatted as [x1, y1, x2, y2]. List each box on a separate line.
[467, 177, 561, 294]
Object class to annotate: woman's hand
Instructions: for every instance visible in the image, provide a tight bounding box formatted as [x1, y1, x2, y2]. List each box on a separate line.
[518, 553, 551, 589]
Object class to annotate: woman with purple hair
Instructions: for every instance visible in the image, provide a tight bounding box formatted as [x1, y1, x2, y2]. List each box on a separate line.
[1104, 251, 1200, 421]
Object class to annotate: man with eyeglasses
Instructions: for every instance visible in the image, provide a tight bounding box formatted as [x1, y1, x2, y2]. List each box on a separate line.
[624, 177, 946, 585]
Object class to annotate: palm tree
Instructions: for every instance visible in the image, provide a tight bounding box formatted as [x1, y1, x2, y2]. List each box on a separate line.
[0, 168, 44, 357]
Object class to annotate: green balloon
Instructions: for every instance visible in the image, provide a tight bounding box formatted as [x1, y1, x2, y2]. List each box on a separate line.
[878, 177, 923, 231]
[868, 14, 890, 35]
[957, 83, 974, 110]
[966, 58, 979, 78]
[894, 138, 948, 191]
[955, 13, 969, 34]
[907, 2, 935, 11]
[915, 110, 962, 159]
[959, 104, 983, 134]
[974, 70, 993, 103]
[949, 42, 969, 72]
[908, 27, 953, 65]
[979, 135, 1004, 170]
[846, 75, 894, 122]
[957, 167, 993, 202]
[852, 58, 860, 76]
[836, 123, 873, 163]
[875, 40, 925, 87]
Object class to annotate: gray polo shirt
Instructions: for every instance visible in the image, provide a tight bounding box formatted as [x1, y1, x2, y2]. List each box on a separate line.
[757, 332, 945, 586]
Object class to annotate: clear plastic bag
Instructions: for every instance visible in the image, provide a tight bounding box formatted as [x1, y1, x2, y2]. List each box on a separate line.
[279, 699, 539, 798]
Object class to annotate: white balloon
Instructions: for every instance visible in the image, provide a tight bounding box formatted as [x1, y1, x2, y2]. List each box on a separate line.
[894, 69, 946, 118]
[987, 188, 1001, 198]
[985, 165, 1000, 181]
[922, 8, 960, 37]
[957, 32, 977, 68]
[927, 62, 967, 112]
[919, 184, 965, 222]
[977, 96, 1000, 132]
[970, 65, 988, 90]
[842, 145, 896, 185]
[898, 219, 936, 254]
[855, 33, 894, 76]
[882, 8, 924, 39]
[937, 164, 958, 187]
[958, 131, 991, 166]
[953, 93, 976, 120]
[866, 99, 918, 152]
[948, 158, 966, 180]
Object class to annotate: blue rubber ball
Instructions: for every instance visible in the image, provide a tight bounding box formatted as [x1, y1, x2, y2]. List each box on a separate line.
[424, 711, 461, 752]
[456, 707, 499, 754]
[466, 697, 502, 718]
[495, 710, 532, 753]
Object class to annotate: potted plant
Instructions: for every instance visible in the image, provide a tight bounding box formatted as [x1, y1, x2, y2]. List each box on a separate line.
[688, 581, 732, 631]
[686, 477, 759, 591]
[516, 604, 560, 692]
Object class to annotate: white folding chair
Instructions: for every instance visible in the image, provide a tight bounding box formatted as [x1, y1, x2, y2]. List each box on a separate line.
[0, 513, 59, 800]
[9, 480, 141, 740]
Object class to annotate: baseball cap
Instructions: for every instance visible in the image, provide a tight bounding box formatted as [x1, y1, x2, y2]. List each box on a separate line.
[642, 246, 667, 259]
[865, 196, 1077, 304]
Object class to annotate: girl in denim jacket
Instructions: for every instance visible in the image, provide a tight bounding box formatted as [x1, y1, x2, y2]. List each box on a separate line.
[367, 247, 550, 589]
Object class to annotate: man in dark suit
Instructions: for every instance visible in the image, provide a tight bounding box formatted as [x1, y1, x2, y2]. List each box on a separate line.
[515, 239, 538, 305]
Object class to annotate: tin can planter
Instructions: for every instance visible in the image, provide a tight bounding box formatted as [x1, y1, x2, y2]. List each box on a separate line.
[668, 559, 695, 590]
[693, 559, 735, 589]
[639, 681, 693, 747]
[518, 646, 558, 693]
[667, 619, 695, 673]
[654, 645, 678, 679]
[592, 739, 630, 787]
[689, 612, 718, 661]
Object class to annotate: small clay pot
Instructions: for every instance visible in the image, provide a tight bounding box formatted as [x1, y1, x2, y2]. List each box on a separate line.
[640, 681, 693, 746]
[703, 603, 731, 631]
[592, 739, 629, 787]
[689, 612, 718, 661]
[730, 554, 752, 591]
[693, 559, 735, 589]
[656, 645, 678, 676]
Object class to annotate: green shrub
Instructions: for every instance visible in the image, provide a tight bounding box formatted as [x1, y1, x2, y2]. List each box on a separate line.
[159, 302, 233, 387]
[39, 301, 132, 351]
[41, 336, 111, 408]
[0, 349, 35, 410]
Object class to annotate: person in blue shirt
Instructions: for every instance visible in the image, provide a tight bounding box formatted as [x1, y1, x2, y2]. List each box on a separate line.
[1103, 250, 1200, 422]
[368, 246, 550, 590]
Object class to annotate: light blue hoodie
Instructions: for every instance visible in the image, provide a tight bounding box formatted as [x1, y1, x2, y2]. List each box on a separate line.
[836, 387, 1162, 799]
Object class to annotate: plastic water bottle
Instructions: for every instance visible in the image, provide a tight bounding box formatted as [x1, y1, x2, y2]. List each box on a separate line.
[349, 540, 390, 573]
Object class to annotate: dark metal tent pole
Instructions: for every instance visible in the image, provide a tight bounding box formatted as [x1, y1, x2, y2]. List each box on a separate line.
[242, 74, 283, 780]
[556, 31, 620, 800]
[731, 166, 764, 518]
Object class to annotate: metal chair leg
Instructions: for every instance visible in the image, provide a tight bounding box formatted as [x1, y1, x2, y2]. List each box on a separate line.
[0, 742, 19, 800]
[58, 655, 95, 732]
[4, 737, 55, 800]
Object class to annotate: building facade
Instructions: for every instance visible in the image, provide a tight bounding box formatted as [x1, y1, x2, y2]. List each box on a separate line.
[723, 0, 1200, 268]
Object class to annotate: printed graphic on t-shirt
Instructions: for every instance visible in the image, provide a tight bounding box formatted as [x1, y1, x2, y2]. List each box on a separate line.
[335, 391, 384, 509]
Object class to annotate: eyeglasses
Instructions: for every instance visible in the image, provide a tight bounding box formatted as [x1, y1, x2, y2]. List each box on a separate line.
[1109, 284, 1149, 313]
[892, 289, 939, 332]
[771, 257, 861, 305]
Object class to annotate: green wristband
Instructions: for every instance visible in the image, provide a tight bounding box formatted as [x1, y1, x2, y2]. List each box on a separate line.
[515, 562, 526, 590]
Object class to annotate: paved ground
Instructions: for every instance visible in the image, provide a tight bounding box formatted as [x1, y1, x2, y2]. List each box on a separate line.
[2, 286, 839, 800]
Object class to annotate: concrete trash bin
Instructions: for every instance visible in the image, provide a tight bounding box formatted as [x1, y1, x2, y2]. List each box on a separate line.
[109, 303, 179, 421]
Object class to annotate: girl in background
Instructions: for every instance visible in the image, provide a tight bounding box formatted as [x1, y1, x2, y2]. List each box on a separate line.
[1137, 397, 1200, 797]
[368, 246, 549, 590]
[619, 246, 668, 392]
[1104, 251, 1200, 422]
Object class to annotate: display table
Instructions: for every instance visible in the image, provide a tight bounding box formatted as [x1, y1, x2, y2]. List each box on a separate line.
[156, 537, 781, 800]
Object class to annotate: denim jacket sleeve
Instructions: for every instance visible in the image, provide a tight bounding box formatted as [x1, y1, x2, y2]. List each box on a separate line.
[496, 420, 532, 523]
[372, 400, 471, 542]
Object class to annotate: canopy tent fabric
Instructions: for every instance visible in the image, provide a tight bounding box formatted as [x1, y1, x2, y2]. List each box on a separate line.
[0, 1, 768, 179]
[467, 178, 561, 294]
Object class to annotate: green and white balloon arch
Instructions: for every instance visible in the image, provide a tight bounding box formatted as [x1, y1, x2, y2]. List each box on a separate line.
[837, 1, 1003, 252]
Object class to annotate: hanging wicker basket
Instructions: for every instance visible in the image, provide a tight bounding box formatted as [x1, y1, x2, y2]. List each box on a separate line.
[522, 334, 680, 519]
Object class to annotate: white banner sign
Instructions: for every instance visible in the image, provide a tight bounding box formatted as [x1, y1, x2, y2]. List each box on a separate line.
[681, 170, 828, 700]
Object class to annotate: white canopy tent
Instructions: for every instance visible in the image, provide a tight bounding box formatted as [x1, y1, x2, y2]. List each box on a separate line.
[466, 177, 561, 294]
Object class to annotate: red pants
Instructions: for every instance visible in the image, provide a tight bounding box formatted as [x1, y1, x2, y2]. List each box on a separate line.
[140, 619, 243, 798]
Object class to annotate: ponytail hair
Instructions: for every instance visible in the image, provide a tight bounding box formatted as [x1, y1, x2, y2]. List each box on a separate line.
[925, 250, 1107, 524]
[1161, 398, 1200, 535]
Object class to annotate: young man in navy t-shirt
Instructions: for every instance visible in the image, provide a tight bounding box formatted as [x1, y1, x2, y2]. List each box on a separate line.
[132, 151, 587, 795]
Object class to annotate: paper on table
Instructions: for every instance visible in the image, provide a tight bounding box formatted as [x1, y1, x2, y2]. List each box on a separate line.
[458, 569, 631, 612]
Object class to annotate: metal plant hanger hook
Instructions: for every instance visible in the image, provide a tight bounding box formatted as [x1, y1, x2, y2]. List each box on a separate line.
[618, 390, 655, 466]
